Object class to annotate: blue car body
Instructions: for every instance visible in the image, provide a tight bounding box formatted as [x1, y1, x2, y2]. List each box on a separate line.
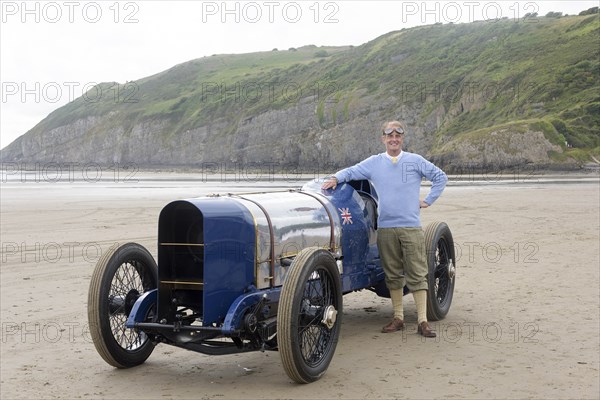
[126, 179, 390, 352]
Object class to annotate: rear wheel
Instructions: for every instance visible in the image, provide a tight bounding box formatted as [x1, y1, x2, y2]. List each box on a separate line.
[278, 248, 342, 383]
[88, 243, 158, 368]
[424, 222, 455, 321]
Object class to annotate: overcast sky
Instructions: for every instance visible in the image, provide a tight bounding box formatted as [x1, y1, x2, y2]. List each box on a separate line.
[1, 1, 596, 149]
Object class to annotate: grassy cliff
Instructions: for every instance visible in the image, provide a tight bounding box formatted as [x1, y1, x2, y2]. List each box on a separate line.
[3, 11, 599, 169]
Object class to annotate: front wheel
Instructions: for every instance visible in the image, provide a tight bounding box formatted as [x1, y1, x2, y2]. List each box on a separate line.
[88, 242, 158, 368]
[278, 248, 342, 383]
[424, 222, 456, 321]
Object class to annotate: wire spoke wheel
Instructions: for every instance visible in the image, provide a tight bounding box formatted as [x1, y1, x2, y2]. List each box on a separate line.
[88, 243, 158, 368]
[107, 262, 149, 350]
[297, 270, 334, 365]
[424, 222, 456, 321]
[278, 248, 342, 383]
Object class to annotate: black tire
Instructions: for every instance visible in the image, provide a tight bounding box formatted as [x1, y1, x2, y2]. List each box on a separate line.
[88, 242, 158, 368]
[278, 247, 342, 383]
[424, 222, 456, 321]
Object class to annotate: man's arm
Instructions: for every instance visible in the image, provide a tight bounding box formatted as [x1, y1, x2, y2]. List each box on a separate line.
[321, 156, 375, 190]
[421, 158, 448, 206]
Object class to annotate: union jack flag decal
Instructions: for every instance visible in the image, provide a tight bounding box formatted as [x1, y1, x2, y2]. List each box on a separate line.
[338, 207, 353, 225]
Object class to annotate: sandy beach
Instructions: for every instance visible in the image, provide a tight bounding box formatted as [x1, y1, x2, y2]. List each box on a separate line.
[1, 171, 599, 399]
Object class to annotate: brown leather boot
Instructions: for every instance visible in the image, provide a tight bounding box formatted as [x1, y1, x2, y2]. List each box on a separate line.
[382, 318, 405, 333]
[417, 321, 436, 337]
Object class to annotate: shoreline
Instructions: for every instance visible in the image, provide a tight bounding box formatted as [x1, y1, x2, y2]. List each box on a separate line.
[2, 168, 599, 185]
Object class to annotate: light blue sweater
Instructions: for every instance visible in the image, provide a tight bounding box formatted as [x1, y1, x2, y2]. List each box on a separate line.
[334, 152, 448, 228]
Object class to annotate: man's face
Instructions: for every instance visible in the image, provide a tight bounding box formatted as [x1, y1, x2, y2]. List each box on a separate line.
[381, 124, 404, 154]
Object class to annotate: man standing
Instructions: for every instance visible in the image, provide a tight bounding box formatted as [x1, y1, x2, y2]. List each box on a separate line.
[321, 121, 447, 337]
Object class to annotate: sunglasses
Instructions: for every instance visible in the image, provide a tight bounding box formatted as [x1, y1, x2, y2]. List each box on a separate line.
[383, 127, 405, 135]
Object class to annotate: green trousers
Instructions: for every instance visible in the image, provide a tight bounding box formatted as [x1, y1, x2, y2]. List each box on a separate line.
[377, 227, 429, 292]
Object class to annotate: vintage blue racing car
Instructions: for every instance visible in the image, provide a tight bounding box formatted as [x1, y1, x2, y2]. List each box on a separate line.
[88, 179, 455, 383]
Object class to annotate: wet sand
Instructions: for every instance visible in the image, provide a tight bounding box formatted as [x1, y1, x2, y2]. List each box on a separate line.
[1, 173, 599, 399]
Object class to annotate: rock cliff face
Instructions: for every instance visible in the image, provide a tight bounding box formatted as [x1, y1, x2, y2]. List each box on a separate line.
[1, 93, 425, 168]
[2, 96, 569, 173]
[430, 128, 570, 171]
